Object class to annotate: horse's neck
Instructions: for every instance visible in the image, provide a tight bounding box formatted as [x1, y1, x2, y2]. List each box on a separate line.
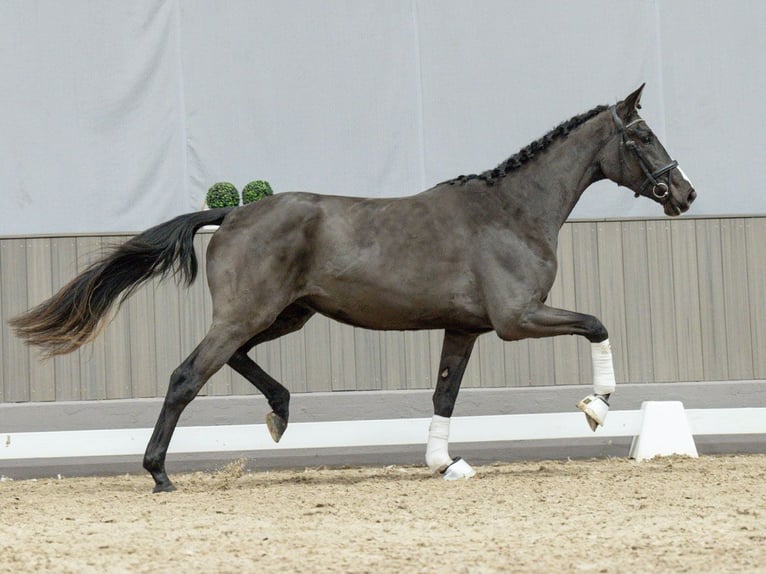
[499, 113, 611, 236]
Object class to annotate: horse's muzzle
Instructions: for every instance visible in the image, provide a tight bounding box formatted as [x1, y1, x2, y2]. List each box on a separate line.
[665, 186, 696, 216]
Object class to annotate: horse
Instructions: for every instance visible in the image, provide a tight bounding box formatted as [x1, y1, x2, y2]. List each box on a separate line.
[10, 85, 696, 492]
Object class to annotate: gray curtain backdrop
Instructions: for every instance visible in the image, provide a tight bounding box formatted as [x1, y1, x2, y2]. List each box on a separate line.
[1, 1, 764, 235]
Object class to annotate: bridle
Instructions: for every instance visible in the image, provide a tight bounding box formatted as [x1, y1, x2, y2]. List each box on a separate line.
[609, 105, 678, 201]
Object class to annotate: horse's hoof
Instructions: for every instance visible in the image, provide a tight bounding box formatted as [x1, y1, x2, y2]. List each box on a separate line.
[266, 411, 287, 443]
[441, 457, 476, 481]
[152, 481, 176, 493]
[577, 394, 610, 431]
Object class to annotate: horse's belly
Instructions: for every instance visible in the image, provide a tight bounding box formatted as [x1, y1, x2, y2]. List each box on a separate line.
[303, 289, 489, 331]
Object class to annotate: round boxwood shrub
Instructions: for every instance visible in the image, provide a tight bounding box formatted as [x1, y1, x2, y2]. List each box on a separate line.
[242, 180, 273, 204]
[206, 182, 240, 208]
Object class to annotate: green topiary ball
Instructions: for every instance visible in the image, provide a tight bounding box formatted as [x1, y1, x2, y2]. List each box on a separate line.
[242, 180, 273, 204]
[206, 182, 240, 208]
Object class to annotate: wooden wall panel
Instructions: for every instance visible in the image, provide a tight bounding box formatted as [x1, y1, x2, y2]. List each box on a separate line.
[571, 222, 602, 385]
[1, 240, 29, 402]
[551, 224, 581, 386]
[621, 221, 654, 382]
[2, 217, 766, 403]
[50, 237, 81, 401]
[745, 219, 766, 378]
[25, 238, 55, 401]
[669, 220, 704, 381]
[100, 236, 134, 399]
[303, 315, 333, 392]
[695, 220, 728, 380]
[720, 219, 753, 380]
[596, 222, 629, 383]
[645, 220, 679, 382]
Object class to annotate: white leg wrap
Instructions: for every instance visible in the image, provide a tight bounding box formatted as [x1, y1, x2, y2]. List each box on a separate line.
[577, 340, 616, 431]
[591, 339, 616, 395]
[425, 415, 453, 473]
[425, 415, 476, 479]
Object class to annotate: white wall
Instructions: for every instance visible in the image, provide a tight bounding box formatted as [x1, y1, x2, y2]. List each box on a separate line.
[1, 1, 764, 234]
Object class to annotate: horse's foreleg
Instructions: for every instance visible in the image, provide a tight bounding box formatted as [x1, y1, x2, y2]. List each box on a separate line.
[426, 329, 479, 480]
[227, 305, 315, 442]
[496, 303, 615, 431]
[143, 323, 251, 493]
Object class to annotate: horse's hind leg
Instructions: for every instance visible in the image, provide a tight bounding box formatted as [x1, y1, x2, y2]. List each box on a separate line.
[143, 321, 255, 493]
[227, 304, 315, 442]
[426, 329, 479, 480]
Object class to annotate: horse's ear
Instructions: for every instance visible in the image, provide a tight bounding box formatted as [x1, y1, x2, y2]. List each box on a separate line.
[621, 83, 645, 115]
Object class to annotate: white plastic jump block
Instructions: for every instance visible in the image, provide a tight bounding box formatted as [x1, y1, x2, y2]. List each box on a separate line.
[629, 401, 699, 461]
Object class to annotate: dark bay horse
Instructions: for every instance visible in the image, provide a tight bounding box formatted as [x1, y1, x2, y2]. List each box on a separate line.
[11, 85, 696, 491]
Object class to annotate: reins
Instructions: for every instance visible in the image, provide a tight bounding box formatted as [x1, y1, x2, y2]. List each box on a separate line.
[609, 105, 678, 201]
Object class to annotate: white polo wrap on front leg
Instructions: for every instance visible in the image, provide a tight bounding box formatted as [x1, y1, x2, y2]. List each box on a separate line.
[591, 339, 616, 395]
[425, 415, 452, 473]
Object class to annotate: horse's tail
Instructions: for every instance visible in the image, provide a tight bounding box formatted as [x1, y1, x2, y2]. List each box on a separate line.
[9, 208, 235, 357]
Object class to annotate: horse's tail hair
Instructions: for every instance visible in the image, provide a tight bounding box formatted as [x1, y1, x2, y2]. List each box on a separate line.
[9, 208, 235, 357]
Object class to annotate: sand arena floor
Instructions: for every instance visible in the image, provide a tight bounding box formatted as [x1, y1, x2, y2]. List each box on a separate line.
[1, 454, 765, 573]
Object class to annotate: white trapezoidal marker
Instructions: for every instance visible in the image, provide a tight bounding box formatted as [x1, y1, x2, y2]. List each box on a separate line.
[629, 401, 699, 461]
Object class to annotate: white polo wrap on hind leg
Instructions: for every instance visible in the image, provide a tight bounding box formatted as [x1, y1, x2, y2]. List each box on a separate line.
[591, 339, 615, 395]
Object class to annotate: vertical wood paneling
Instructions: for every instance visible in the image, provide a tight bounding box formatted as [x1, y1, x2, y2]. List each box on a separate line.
[621, 221, 654, 382]
[304, 316, 333, 392]
[50, 238, 81, 400]
[353, 330, 382, 391]
[380, 330, 407, 391]
[329, 321, 356, 390]
[2, 218, 766, 403]
[403, 331, 431, 389]
[460, 331, 481, 389]
[0, 240, 4, 402]
[645, 220, 679, 382]
[281, 330, 309, 393]
[1, 240, 30, 402]
[125, 271, 159, 398]
[695, 220, 729, 380]
[152, 272, 183, 396]
[596, 222, 628, 383]
[720, 219, 753, 379]
[25, 239, 55, 401]
[96, 236, 133, 399]
[103, 302, 133, 399]
[551, 225, 580, 385]
[528, 339, 556, 386]
[745, 219, 766, 377]
[503, 338, 531, 386]
[669, 221, 704, 381]
[478, 332, 506, 388]
[571, 222, 601, 384]
[76, 237, 107, 400]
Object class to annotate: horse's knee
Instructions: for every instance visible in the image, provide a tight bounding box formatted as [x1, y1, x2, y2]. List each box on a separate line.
[583, 316, 608, 343]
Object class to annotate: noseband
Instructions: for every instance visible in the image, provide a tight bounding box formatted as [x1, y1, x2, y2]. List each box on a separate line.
[609, 105, 678, 201]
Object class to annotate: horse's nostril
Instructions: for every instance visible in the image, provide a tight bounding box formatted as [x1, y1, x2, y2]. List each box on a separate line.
[688, 189, 697, 204]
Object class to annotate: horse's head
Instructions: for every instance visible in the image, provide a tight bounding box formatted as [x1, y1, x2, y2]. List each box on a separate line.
[600, 84, 696, 216]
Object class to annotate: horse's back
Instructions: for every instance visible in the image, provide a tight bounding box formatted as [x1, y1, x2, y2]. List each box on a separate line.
[203, 189, 491, 330]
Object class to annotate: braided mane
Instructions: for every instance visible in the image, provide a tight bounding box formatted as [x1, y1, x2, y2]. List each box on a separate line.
[445, 104, 608, 186]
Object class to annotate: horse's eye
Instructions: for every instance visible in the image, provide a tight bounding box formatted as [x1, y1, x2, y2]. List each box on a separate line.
[640, 135, 652, 144]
